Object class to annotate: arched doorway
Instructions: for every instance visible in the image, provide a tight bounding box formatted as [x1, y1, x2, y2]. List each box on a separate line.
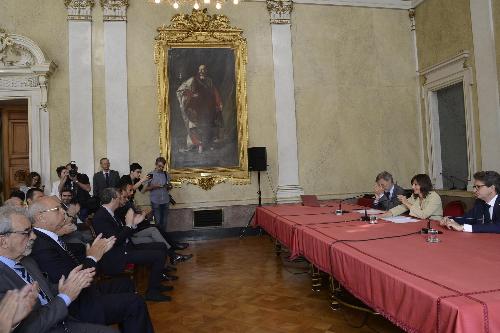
[0, 29, 56, 199]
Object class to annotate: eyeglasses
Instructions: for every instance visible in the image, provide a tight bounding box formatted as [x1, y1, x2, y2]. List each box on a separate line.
[472, 184, 487, 190]
[0, 228, 33, 237]
[40, 206, 63, 214]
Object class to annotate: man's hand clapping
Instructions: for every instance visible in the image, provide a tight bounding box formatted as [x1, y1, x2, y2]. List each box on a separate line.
[58, 265, 95, 301]
[85, 233, 116, 261]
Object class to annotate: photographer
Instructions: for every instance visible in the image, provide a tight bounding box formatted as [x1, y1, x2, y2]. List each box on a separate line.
[65, 162, 93, 221]
[144, 157, 173, 232]
[120, 162, 150, 202]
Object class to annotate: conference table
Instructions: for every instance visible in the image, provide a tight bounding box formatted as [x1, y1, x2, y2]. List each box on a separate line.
[254, 202, 500, 333]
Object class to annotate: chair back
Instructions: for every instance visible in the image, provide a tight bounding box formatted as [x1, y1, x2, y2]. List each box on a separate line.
[443, 200, 465, 217]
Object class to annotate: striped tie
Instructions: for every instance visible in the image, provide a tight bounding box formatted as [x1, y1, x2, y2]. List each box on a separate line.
[13, 263, 50, 305]
[58, 238, 81, 265]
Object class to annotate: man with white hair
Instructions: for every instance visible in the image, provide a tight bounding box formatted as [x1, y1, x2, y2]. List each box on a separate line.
[0, 206, 115, 333]
[29, 196, 155, 333]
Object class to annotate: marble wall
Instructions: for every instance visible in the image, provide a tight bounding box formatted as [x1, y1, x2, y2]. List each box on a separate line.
[292, 5, 420, 194]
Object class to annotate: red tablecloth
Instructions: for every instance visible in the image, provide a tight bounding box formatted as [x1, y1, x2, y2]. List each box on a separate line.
[254, 202, 364, 250]
[255, 205, 500, 333]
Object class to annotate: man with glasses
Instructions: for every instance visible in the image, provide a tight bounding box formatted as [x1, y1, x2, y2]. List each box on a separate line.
[441, 171, 500, 233]
[29, 196, 155, 332]
[0, 206, 115, 333]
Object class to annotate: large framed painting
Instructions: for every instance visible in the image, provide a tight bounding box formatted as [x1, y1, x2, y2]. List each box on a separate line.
[154, 9, 249, 190]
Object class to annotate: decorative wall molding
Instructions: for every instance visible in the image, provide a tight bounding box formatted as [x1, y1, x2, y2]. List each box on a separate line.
[64, 0, 95, 21]
[419, 51, 476, 189]
[412, 0, 426, 8]
[252, 0, 422, 10]
[100, 0, 128, 21]
[266, 0, 293, 24]
[0, 29, 56, 192]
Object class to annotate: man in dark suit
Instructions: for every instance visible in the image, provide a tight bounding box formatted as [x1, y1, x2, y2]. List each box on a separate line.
[0, 205, 116, 333]
[93, 158, 121, 201]
[441, 171, 500, 233]
[372, 171, 406, 211]
[28, 196, 155, 332]
[92, 188, 172, 301]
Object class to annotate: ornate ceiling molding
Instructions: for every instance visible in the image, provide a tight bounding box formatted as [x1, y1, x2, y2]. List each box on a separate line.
[250, 0, 428, 10]
[0, 28, 57, 110]
[64, 0, 95, 21]
[100, 0, 129, 21]
[266, 0, 293, 24]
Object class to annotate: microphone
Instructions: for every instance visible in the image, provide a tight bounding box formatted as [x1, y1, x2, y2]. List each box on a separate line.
[421, 219, 443, 234]
[336, 194, 364, 214]
[361, 208, 370, 221]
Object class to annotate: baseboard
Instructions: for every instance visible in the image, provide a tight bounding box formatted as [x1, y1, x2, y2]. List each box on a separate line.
[170, 226, 262, 241]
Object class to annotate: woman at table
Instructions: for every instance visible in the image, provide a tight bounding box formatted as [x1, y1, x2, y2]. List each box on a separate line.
[380, 174, 443, 220]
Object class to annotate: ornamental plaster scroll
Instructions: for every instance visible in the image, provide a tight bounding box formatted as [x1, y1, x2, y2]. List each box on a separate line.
[100, 0, 128, 21]
[64, 0, 95, 21]
[266, 0, 293, 24]
[0, 29, 57, 110]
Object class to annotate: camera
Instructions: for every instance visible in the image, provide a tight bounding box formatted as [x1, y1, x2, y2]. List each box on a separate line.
[69, 162, 78, 177]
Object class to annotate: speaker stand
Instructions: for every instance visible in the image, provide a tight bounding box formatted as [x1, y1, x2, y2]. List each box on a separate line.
[240, 171, 262, 238]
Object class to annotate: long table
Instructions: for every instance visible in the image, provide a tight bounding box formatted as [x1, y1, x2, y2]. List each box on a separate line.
[254, 203, 500, 333]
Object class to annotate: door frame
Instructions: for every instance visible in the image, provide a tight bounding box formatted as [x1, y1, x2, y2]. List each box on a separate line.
[419, 51, 477, 190]
[0, 30, 56, 192]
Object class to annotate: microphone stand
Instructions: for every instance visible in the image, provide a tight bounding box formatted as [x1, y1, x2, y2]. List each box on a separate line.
[241, 171, 262, 238]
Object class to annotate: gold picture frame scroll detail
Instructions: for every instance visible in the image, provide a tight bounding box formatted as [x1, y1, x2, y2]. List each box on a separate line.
[154, 9, 249, 190]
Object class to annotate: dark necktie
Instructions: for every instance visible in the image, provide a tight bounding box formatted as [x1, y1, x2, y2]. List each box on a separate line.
[13, 263, 50, 305]
[384, 192, 391, 200]
[485, 203, 492, 223]
[58, 238, 81, 265]
[105, 172, 110, 186]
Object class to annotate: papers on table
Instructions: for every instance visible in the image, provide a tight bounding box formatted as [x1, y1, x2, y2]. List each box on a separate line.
[353, 209, 384, 215]
[382, 216, 420, 224]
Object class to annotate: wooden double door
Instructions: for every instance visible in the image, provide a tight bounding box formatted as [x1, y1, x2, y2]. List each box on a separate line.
[0, 99, 29, 202]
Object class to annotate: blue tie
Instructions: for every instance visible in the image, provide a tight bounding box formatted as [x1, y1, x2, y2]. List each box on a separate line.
[13, 263, 50, 305]
[58, 238, 80, 265]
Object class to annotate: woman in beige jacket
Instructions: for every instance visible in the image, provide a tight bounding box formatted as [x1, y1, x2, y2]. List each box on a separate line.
[381, 174, 443, 220]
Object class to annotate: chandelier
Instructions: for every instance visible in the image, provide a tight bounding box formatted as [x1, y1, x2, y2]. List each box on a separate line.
[152, 0, 239, 10]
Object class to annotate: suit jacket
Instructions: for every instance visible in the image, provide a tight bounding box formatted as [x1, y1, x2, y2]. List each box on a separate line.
[455, 196, 500, 233]
[92, 207, 134, 275]
[0, 257, 68, 333]
[373, 184, 405, 211]
[30, 229, 106, 324]
[93, 170, 120, 199]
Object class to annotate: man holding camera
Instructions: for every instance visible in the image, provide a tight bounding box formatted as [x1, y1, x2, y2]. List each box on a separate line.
[65, 162, 93, 221]
[144, 157, 173, 232]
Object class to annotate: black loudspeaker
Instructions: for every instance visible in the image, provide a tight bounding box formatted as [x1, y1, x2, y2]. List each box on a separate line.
[248, 147, 267, 171]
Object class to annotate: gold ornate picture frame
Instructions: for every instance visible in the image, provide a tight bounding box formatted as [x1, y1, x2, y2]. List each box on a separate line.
[154, 9, 249, 190]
